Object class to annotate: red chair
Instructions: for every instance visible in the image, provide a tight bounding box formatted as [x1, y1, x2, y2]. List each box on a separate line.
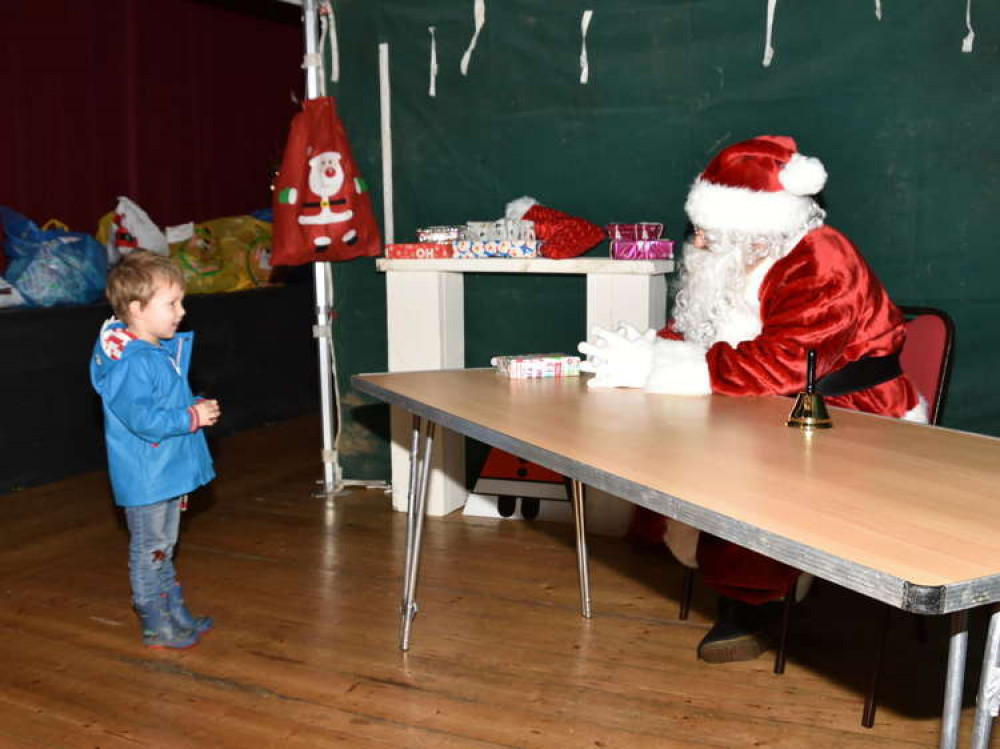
[897, 306, 955, 425]
[861, 306, 955, 727]
[677, 306, 955, 724]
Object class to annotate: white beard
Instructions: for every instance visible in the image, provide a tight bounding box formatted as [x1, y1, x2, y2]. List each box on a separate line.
[672, 233, 799, 347]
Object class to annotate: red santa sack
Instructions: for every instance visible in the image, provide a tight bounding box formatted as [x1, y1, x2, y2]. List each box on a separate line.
[272, 96, 380, 265]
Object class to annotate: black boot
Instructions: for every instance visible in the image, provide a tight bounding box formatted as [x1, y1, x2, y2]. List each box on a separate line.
[697, 596, 773, 664]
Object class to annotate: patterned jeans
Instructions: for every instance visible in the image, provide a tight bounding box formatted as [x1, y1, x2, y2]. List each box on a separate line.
[124, 496, 183, 608]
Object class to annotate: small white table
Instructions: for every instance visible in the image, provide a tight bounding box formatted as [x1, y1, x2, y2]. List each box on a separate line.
[378, 257, 673, 515]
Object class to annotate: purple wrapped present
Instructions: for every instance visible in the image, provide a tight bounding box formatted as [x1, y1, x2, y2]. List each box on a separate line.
[605, 222, 664, 241]
[610, 239, 674, 260]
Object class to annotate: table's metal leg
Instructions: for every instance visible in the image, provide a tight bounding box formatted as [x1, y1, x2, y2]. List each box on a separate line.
[569, 479, 592, 619]
[970, 605, 1000, 748]
[939, 611, 969, 749]
[399, 418, 436, 651]
[400, 416, 421, 614]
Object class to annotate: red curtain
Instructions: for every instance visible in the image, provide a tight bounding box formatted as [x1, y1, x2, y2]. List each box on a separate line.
[0, 0, 303, 233]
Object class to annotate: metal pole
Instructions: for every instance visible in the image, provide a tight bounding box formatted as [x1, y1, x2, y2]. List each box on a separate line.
[301, 0, 339, 497]
[313, 263, 339, 496]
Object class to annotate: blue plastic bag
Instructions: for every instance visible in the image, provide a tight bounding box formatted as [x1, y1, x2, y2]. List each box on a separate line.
[0, 207, 107, 307]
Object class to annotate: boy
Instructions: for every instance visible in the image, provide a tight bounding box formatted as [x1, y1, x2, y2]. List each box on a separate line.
[90, 250, 220, 649]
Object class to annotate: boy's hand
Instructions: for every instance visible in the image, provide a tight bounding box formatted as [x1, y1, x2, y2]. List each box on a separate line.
[194, 398, 221, 427]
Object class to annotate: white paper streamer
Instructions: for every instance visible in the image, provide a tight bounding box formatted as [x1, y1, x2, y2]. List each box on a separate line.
[428, 26, 438, 97]
[327, 2, 340, 83]
[312, 0, 338, 93]
[460, 0, 486, 76]
[762, 0, 777, 67]
[579, 10, 593, 84]
[379, 43, 394, 245]
[961, 0, 975, 52]
[874, 0, 882, 20]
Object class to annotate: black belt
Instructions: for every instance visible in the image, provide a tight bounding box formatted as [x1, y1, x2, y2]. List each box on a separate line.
[815, 353, 902, 397]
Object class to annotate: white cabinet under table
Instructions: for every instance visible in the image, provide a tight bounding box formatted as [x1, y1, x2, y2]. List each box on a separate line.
[378, 257, 674, 516]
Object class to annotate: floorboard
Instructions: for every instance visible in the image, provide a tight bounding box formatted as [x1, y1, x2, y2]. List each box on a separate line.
[0, 414, 994, 748]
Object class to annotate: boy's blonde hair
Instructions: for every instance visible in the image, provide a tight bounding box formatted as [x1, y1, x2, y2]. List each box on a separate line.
[106, 250, 185, 323]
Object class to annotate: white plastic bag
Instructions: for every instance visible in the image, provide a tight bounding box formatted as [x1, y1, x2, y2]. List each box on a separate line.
[0, 276, 25, 308]
[105, 196, 169, 264]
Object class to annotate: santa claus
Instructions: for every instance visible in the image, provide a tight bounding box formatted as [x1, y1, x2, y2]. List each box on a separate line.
[578, 135, 924, 663]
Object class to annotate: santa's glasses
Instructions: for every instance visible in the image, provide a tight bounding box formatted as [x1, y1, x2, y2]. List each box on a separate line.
[689, 226, 790, 263]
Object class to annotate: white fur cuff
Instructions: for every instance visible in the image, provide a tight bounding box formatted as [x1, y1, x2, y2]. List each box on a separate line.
[665, 520, 700, 569]
[901, 395, 929, 424]
[645, 339, 712, 395]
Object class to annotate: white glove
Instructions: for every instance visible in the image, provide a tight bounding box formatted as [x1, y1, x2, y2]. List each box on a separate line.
[577, 323, 656, 389]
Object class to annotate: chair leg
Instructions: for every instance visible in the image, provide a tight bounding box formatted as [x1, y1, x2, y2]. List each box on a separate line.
[679, 568, 694, 620]
[862, 604, 893, 728]
[914, 613, 929, 644]
[773, 585, 795, 674]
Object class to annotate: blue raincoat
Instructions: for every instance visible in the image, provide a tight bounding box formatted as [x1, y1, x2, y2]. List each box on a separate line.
[90, 319, 215, 507]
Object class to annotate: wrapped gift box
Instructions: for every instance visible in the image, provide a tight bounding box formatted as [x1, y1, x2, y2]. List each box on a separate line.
[416, 225, 465, 243]
[453, 240, 539, 258]
[491, 353, 581, 378]
[605, 222, 664, 240]
[385, 243, 454, 259]
[465, 219, 536, 242]
[610, 239, 674, 260]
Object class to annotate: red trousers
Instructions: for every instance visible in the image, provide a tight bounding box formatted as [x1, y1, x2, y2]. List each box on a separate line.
[627, 508, 798, 605]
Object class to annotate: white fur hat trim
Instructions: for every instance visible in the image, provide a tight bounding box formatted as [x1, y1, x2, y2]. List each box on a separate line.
[505, 196, 538, 220]
[685, 180, 818, 236]
[779, 153, 828, 196]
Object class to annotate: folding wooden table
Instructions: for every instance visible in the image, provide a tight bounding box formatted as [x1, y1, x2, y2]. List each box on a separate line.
[353, 368, 1000, 749]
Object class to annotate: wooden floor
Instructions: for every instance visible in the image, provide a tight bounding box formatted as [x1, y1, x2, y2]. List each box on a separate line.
[1, 415, 996, 748]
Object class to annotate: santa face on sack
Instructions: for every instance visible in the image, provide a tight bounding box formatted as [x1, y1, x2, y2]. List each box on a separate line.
[298, 150, 357, 248]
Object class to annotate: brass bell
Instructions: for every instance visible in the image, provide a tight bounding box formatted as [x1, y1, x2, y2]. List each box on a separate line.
[787, 349, 832, 429]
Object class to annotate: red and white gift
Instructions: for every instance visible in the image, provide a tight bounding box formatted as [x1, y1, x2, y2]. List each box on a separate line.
[491, 353, 581, 378]
[385, 243, 454, 259]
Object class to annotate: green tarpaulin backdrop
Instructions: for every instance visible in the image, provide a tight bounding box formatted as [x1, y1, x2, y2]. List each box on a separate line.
[325, 1, 999, 480]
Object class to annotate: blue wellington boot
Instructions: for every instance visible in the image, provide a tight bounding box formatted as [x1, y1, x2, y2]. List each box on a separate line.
[166, 584, 214, 635]
[136, 596, 200, 649]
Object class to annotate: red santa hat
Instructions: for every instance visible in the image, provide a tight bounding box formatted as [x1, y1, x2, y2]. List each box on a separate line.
[506, 197, 604, 259]
[684, 135, 827, 236]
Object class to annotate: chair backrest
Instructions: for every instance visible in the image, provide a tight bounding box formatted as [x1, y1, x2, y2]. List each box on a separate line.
[898, 306, 955, 425]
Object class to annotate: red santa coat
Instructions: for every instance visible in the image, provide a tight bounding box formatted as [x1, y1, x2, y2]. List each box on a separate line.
[691, 225, 917, 415]
[653, 225, 920, 603]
